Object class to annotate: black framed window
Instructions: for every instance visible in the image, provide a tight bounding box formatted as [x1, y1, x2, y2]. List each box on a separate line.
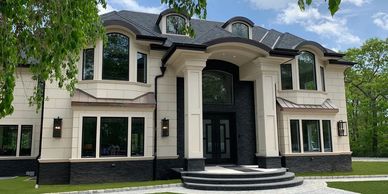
[103, 33, 129, 81]
[137, 52, 147, 83]
[290, 120, 301, 153]
[19, 125, 33, 156]
[0, 125, 18, 156]
[281, 64, 293, 90]
[82, 48, 94, 80]
[131, 117, 144, 156]
[232, 22, 249, 38]
[302, 120, 321, 152]
[166, 15, 186, 35]
[100, 117, 128, 157]
[322, 120, 333, 152]
[298, 51, 317, 90]
[82, 117, 97, 158]
[320, 67, 326, 91]
[203, 70, 233, 105]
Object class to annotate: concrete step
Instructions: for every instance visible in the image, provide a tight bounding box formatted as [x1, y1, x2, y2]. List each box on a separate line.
[181, 168, 287, 178]
[182, 172, 296, 184]
[183, 177, 304, 191]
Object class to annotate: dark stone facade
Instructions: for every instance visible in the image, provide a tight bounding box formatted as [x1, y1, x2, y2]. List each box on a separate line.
[185, 158, 205, 171]
[38, 162, 70, 184]
[257, 156, 282, 168]
[155, 158, 184, 180]
[0, 159, 37, 177]
[282, 154, 352, 172]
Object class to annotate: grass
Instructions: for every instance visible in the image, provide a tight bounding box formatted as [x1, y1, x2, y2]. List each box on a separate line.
[0, 177, 181, 194]
[297, 161, 388, 176]
[328, 181, 388, 194]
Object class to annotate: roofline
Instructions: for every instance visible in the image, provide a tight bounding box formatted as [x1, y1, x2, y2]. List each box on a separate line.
[221, 16, 255, 28]
[136, 35, 166, 43]
[102, 19, 141, 35]
[204, 37, 272, 52]
[269, 48, 299, 58]
[161, 43, 207, 65]
[328, 59, 356, 66]
[295, 40, 344, 58]
[156, 8, 189, 25]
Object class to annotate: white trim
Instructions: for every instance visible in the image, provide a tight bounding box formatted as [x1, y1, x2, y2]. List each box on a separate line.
[259, 31, 269, 42]
[69, 156, 154, 163]
[0, 156, 36, 160]
[16, 125, 21, 156]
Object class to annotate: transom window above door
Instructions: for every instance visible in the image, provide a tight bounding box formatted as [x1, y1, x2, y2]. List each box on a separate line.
[203, 70, 233, 105]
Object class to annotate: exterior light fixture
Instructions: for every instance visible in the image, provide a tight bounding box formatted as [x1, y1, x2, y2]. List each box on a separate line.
[161, 118, 169, 137]
[53, 117, 62, 138]
[337, 120, 347, 136]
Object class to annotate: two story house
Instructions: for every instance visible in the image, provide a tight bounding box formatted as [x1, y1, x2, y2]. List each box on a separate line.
[0, 9, 353, 185]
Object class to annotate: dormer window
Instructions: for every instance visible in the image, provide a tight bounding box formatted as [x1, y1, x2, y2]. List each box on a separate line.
[166, 15, 186, 35]
[232, 22, 249, 38]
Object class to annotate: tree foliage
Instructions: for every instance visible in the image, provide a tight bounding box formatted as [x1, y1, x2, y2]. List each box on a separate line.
[345, 38, 388, 156]
[0, 0, 106, 118]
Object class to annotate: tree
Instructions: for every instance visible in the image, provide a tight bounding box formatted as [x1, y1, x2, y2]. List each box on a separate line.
[0, 0, 342, 118]
[345, 38, 388, 156]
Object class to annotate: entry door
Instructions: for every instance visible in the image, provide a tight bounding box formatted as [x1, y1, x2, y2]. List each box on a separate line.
[203, 114, 235, 164]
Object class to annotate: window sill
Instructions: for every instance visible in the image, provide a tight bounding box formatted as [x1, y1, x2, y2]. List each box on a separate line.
[0, 156, 36, 160]
[279, 90, 327, 95]
[282, 152, 352, 156]
[69, 156, 154, 163]
[79, 80, 151, 87]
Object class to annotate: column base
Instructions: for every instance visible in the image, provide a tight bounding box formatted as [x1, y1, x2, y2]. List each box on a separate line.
[257, 156, 282, 168]
[184, 158, 205, 171]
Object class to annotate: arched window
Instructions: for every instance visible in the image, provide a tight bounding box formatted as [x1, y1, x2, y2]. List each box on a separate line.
[298, 51, 317, 90]
[203, 70, 233, 105]
[103, 33, 129, 81]
[232, 22, 249, 38]
[166, 15, 186, 35]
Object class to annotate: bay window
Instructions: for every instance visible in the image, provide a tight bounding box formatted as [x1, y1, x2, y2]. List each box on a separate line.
[131, 117, 145, 156]
[320, 66, 326, 92]
[302, 120, 321, 152]
[298, 51, 317, 90]
[19, 125, 33, 156]
[82, 48, 94, 80]
[103, 33, 129, 81]
[323, 120, 332, 152]
[0, 125, 33, 157]
[290, 120, 301, 153]
[81, 117, 97, 158]
[137, 52, 147, 83]
[100, 117, 128, 157]
[281, 64, 293, 90]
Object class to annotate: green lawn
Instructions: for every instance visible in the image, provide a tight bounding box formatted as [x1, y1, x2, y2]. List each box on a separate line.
[0, 177, 181, 194]
[328, 181, 388, 194]
[297, 161, 388, 176]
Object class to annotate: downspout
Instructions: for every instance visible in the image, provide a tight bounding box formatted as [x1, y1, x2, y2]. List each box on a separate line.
[153, 66, 167, 180]
[35, 81, 46, 188]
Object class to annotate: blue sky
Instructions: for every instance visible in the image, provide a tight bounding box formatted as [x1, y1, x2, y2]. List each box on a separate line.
[99, 0, 388, 51]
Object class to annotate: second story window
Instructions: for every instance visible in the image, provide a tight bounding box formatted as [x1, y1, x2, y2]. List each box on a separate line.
[82, 48, 94, 80]
[320, 67, 326, 92]
[281, 64, 293, 90]
[298, 51, 317, 90]
[232, 22, 249, 38]
[137, 52, 147, 83]
[103, 33, 129, 81]
[166, 15, 186, 35]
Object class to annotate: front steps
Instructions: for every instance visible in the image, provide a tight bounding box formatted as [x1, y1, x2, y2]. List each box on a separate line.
[180, 166, 303, 190]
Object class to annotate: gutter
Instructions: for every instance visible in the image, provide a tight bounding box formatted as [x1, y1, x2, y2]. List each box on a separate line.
[153, 66, 167, 180]
[35, 81, 46, 188]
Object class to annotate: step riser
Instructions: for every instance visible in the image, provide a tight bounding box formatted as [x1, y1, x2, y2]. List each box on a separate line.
[181, 171, 286, 178]
[183, 181, 303, 191]
[182, 176, 295, 184]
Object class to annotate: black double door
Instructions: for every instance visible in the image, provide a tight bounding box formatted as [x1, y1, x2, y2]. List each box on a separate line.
[203, 113, 236, 164]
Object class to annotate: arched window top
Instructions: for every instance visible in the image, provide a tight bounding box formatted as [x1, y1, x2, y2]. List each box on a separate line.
[231, 22, 249, 38]
[166, 15, 186, 35]
[203, 70, 233, 105]
[102, 32, 130, 81]
[298, 51, 317, 90]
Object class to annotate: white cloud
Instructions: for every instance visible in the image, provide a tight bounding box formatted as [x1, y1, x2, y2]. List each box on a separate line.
[372, 12, 388, 30]
[98, 0, 165, 15]
[342, 0, 369, 7]
[277, 3, 361, 45]
[98, 3, 115, 15]
[247, 0, 290, 10]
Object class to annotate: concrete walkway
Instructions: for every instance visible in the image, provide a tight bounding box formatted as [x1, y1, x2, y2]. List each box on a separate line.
[352, 157, 388, 162]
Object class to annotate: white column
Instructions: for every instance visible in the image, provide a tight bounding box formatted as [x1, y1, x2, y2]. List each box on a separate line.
[183, 64, 205, 159]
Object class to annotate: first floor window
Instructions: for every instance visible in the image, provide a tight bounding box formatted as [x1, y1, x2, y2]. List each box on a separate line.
[100, 117, 128, 157]
[82, 117, 97, 158]
[137, 52, 147, 83]
[281, 64, 293, 90]
[290, 120, 301, 153]
[20, 125, 33, 156]
[323, 120, 333, 152]
[82, 48, 94, 80]
[302, 120, 321, 152]
[131, 117, 145, 156]
[0, 125, 18, 156]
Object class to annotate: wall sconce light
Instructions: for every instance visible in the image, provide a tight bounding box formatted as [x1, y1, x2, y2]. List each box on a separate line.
[161, 118, 169, 137]
[337, 120, 347, 136]
[53, 117, 62, 138]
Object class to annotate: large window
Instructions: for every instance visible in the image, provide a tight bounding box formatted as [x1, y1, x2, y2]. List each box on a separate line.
[232, 22, 249, 38]
[302, 120, 321, 152]
[82, 117, 97, 158]
[320, 67, 326, 92]
[19, 125, 33, 156]
[166, 15, 186, 35]
[0, 125, 18, 156]
[103, 33, 129, 81]
[82, 48, 94, 80]
[100, 117, 128, 157]
[131, 117, 145, 156]
[137, 52, 147, 83]
[203, 70, 233, 105]
[290, 120, 301, 153]
[298, 51, 317, 90]
[322, 120, 332, 152]
[281, 64, 293, 90]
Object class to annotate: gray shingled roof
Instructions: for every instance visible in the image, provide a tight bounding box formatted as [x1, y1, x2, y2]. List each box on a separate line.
[100, 10, 339, 54]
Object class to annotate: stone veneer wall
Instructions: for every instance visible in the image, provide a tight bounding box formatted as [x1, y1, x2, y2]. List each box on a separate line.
[282, 154, 352, 172]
